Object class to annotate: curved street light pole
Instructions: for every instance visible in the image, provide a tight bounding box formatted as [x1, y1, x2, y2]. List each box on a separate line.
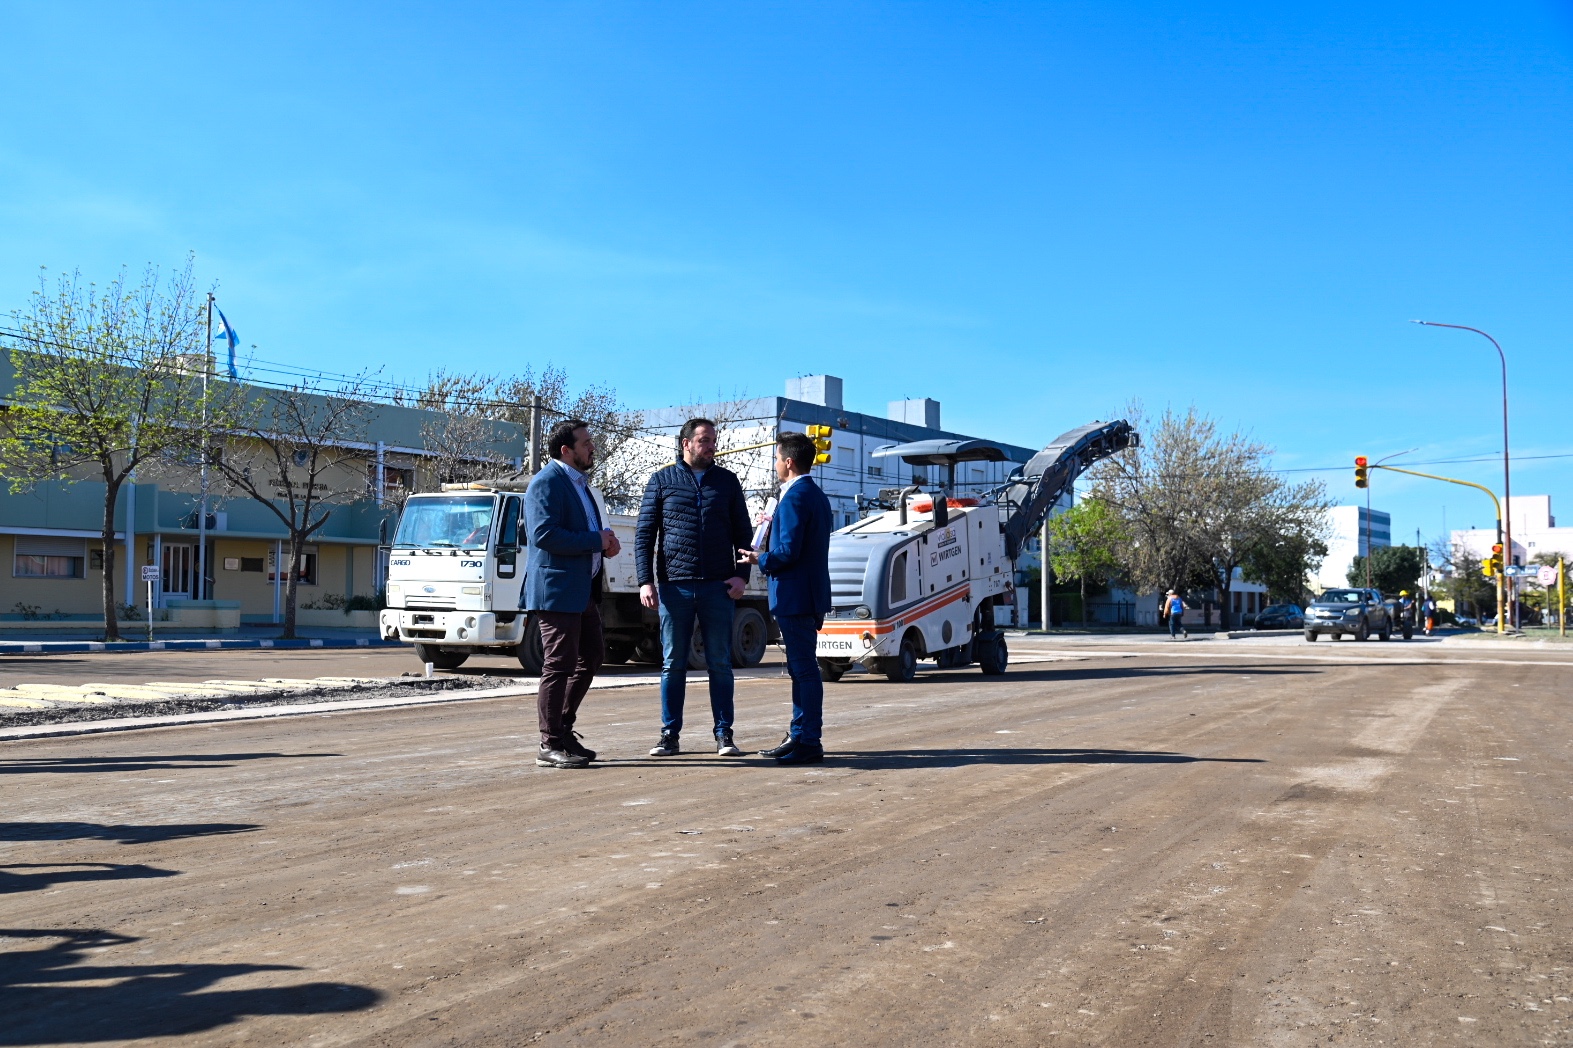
[1412, 321, 1512, 632]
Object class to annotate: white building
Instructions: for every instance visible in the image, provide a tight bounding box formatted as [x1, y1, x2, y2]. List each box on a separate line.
[1312, 505, 1392, 590]
[1452, 495, 1573, 567]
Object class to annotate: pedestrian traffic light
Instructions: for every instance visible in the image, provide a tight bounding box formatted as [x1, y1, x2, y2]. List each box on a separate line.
[1483, 543, 1504, 578]
[806, 424, 833, 465]
[1354, 456, 1369, 489]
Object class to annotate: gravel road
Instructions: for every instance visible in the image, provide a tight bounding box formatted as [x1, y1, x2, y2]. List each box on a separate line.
[2, 638, 1569, 1046]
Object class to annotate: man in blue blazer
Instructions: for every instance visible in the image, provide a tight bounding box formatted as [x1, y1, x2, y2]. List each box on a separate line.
[737, 430, 833, 764]
[524, 419, 621, 769]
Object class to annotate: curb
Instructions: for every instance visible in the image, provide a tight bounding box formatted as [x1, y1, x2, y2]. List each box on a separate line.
[0, 637, 403, 656]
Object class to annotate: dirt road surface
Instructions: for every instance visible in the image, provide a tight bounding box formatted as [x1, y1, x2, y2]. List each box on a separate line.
[3, 638, 1570, 1046]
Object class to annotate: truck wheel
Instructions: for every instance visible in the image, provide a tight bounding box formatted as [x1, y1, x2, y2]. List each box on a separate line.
[414, 643, 468, 670]
[516, 616, 545, 675]
[604, 639, 632, 664]
[879, 633, 919, 683]
[732, 607, 768, 668]
[687, 629, 708, 671]
[978, 632, 1008, 675]
[1355, 621, 1369, 642]
[818, 657, 849, 682]
[1304, 630, 1317, 642]
[1379, 624, 1391, 641]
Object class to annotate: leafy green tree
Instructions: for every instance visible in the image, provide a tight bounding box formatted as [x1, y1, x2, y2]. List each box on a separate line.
[1346, 545, 1425, 596]
[1046, 498, 1127, 625]
[1241, 530, 1329, 604]
[0, 261, 237, 640]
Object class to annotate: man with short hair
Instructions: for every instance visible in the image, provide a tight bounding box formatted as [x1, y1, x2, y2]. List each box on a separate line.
[524, 419, 621, 769]
[737, 430, 832, 764]
[635, 418, 755, 757]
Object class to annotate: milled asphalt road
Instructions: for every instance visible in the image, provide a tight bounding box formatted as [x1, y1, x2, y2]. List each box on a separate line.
[2, 636, 1570, 1047]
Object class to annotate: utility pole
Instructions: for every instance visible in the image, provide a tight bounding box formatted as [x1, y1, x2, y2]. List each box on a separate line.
[1040, 517, 1051, 632]
[527, 395, 543, 473]
[196, 293, 213, 604]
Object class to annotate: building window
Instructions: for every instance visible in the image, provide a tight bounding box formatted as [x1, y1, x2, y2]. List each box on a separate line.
[268, 547, 318, 585]
[241, 557, 265, 573]
[14, 554, 83, 578]
[13, 536, 87, 579]
[867, 465, 882, 477]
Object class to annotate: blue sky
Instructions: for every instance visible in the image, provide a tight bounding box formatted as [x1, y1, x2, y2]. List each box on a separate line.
[2, 2, 1569, 548]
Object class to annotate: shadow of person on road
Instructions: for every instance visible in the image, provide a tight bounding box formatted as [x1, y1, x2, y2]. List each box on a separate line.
[0, 862, 179, 895]
[0, 822, 261, 845]
[889, 664, 1320, 686]
[0, 927, 381, 1045]
[0, 753, 342, 775]
[831, 747, 1266, 770]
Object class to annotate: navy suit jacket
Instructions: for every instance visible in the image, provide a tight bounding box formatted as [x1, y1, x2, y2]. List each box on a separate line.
[523, 458, 605, 613]
[757, 476, 832, 617]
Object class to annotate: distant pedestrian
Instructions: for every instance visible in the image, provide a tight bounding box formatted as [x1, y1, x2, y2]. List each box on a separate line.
[635, 418, 755, 758]
[1163, 589, 1187, 640]
[523, 419, 621, 769]
[737, 431, 833, 764]
[1423, 594, 1437, 636]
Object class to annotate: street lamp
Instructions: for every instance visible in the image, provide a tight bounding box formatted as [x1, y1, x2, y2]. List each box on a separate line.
[1411, 320, 1514, 630]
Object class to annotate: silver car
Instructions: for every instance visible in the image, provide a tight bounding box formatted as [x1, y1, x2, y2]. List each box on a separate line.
[1304, 588, 1393, 641]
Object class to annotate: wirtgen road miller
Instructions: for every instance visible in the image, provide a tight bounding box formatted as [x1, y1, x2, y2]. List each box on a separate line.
[814, 420, 1138, 682]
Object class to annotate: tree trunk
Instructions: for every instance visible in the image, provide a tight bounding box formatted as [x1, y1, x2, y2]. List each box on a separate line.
[283, 532, 304, 639]
[1080, 574, 1088, 626]
[101, 477, 122, 642]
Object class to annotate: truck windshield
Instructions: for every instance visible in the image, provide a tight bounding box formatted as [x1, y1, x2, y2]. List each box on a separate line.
[393, 496, 495, 550]
[1318, 590, 1366, 604]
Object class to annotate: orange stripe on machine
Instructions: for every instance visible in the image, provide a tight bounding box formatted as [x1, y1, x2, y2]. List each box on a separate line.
[818, 585, 971, 635]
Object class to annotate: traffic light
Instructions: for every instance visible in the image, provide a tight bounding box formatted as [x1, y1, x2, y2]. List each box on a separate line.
[1354, 456, 1369, 489]
[1482, 543, 1504, 578]
[806, 424, 833, 465]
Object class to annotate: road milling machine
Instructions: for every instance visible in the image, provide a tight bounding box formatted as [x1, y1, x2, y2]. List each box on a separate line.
[815, 420, 1137, 682]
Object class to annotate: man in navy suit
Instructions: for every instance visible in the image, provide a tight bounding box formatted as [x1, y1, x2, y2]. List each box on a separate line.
[737, 430, 833, 764]
[524, 419, 621, 769]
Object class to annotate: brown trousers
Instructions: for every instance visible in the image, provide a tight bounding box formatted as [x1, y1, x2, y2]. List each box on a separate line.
[535, 603, 604, 747]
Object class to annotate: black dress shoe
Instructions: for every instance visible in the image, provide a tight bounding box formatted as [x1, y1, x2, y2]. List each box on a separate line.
[562, 732, 596, 761]
[537, 744, 589, 769]
[774, 744, 824, 765]
[758, 736, 796, 758]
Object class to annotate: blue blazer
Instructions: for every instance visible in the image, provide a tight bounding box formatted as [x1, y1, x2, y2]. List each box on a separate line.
[523, 459, 605, 613]
[757, 476, 832, 617]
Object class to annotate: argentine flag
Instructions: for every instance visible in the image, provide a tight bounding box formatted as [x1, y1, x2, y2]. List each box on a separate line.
[212, 308, 240, 379]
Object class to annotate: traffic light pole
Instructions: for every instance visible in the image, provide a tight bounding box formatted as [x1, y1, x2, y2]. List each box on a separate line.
[1371, 464, 1505, 635]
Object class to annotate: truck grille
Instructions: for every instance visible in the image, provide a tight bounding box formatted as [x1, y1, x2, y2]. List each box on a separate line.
[405, 596, 457, 610]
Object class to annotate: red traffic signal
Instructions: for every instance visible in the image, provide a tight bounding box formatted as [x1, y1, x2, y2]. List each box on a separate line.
[1354, 456, 1368, 467]
[1354, 456, 1369, 488]
[1491, 543, 1503, 555]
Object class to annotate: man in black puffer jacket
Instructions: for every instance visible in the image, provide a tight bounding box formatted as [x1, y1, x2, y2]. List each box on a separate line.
[635, 418, 755, 758]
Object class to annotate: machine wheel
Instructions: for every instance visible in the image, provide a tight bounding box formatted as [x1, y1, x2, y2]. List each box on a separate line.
[978, 632, 1009, 675]
[516, 616, 545, 675]
[413, 643, 468, 670]
[604, 639, 632, 664]
[818, 657, 849, 682]
[1355, 620, 1369, 642]
[632, 634, 663, 665]
[1304, 630, 1317, 642]
[1401, 624, 1413, 641]
[732, 607, 768, 668]
[879, 632, 920, 683]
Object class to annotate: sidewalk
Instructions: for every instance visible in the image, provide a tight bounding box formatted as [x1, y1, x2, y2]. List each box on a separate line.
[0, 626, 397, 655]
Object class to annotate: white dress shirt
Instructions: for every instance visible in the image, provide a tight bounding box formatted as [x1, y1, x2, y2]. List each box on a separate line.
[557, 459, 603, 579]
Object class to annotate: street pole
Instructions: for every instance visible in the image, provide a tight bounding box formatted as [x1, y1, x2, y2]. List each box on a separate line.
[1040, 517, 1051, 632]
[1412, 321, 1512, 631]
[197, 293, 212, 604]
[1561, 558, 1567, 639]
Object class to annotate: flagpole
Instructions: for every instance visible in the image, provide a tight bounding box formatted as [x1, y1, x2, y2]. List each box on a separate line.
[197, 293, 213, 604]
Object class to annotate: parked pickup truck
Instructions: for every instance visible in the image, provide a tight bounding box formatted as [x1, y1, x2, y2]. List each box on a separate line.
[1303, 588, 1393, 642]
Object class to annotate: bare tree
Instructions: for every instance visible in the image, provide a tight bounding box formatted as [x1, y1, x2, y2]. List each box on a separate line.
[0, 260, 240, 640]
[210, 376, 375, 638]
[1090, 404, 1331, 628]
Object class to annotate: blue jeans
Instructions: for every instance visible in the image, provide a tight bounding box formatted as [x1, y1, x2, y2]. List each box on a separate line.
[776, 612, 824, 747]
[658, 580, 735, 736]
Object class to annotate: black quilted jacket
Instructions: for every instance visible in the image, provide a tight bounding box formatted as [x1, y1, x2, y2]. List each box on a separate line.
[634, 462, 754, 586]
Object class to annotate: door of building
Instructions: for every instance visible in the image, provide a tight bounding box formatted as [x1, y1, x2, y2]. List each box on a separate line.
[161, 543, 194, 600]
